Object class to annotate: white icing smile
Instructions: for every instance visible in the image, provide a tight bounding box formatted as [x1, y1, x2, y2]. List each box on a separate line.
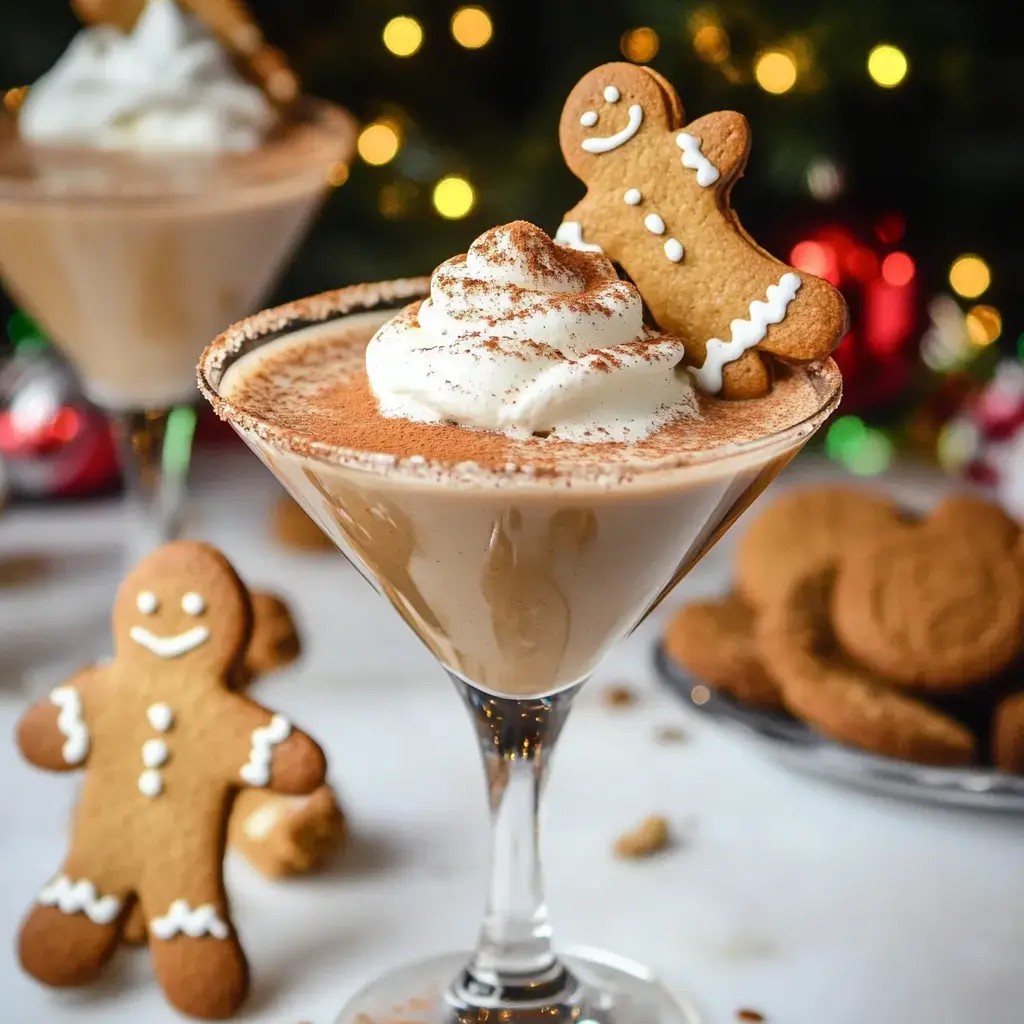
[130, 624, 210, 659]
[581, 103, 643, 153]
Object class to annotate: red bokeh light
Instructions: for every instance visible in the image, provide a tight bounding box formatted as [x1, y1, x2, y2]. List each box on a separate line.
[790, 240, 840, 285]
[874, 213, 906, 245]
[881, 251, 915, 287]
[846, 246, 880, 281]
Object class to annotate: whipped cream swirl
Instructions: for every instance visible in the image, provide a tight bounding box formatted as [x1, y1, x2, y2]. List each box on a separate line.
[19, 0, 275, 152]
[366, 222, 698, 443]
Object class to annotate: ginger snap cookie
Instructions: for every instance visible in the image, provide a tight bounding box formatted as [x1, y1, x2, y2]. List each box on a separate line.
[16, 541, 327, 1020]
[734, 486, 906, 610]
[992, 692, 1024, 775]
[759, 565, 975, 766]
[272, 492, 336, 552]
[241, 591, 302, 680]
[831, 533, 1024, 691]
[229, 783, 346, 879]
[925, 494, 1021, 551]
[664, 594, 781, 708]
[556, 63, 848, 398]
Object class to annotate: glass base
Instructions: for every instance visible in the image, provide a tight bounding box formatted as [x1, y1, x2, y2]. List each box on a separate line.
[334, 948, 699, 1024]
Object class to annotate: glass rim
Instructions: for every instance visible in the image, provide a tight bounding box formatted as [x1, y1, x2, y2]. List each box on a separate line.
[197, 279, 843, 488]
[0, 98, 356, 208]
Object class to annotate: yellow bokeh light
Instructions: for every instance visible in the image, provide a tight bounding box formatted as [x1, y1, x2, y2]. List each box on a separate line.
[326, 161, 349, 188]
[965, 305, 1002, 347]
[3, 86, 28, 114]
[754, 51, 798, 94]
[432, 175, 475, 219]
[382, 16, 423, 57]
[451, 6, 493, 49]
[620, 27, 660, 64]
[948, 254, 991, 299]
[357, 121, 401, 166]
[693, 24, 729, 63]
[867, 44, 908, 88]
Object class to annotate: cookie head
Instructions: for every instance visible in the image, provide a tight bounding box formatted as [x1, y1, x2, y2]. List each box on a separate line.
[560, 63, 679, 183]
[113, 541, 252, 675]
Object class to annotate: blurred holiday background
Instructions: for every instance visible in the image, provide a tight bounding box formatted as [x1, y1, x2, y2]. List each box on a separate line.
[0, 0, 1021, 502]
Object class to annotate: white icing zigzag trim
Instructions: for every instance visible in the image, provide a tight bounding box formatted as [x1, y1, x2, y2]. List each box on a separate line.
[691, 273, 803, 393]
[676, 132, 720, 187]
[582, 103, 643, 153]
[150, 899, 229, 940]
[240, 714, 292, 787]
[50, 686, 89, 765]
[38, 875, 122, 924]
[130, 625, 209, 659]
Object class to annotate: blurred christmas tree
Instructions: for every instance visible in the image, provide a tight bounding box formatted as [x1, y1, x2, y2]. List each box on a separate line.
[2, 0, 1021, 475]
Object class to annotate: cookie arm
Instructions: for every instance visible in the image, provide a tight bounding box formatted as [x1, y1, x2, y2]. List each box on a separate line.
[679, 111, 750, 188]
[554, 195, 605, 253]
[16, 667, 99, 772]
[224, 695, 327, 796]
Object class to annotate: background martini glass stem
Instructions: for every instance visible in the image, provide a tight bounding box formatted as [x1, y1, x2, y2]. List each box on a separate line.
[449, 675, 583, 1015]
[112, 405, 196, 564]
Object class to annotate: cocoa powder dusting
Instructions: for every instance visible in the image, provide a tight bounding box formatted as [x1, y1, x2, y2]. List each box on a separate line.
[218, 301, 840, 477]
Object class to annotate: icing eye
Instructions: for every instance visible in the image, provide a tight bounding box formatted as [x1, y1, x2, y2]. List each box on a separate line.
[580, 110, 598, 127]
[181, 592, 206, 616]
[603, 85, 620, 103]
[137, 591, 158, 615]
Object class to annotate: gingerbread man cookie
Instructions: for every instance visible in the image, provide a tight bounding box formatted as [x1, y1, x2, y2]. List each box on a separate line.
[557, 63, 848, 398]
[16, 541, 326, 1020]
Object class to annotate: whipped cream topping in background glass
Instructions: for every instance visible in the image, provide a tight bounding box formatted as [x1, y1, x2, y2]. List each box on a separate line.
[366, 222, 699, 443]
[18, 0, 276, 152]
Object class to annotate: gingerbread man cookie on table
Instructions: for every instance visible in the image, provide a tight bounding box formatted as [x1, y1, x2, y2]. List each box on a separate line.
[16, 541, 326, 1021]
[557, 63, 848, 398]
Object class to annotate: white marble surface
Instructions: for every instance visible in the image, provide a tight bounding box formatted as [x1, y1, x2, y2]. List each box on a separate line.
[0, 450, 1021, 1024]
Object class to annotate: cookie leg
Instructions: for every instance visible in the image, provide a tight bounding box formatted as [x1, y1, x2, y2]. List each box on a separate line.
[143, 886, 248, 1020]
[123, 901, 147, 945]
[19, 900, 127, 987]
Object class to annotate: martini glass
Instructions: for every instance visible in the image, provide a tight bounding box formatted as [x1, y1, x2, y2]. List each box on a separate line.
[199, 282, 842, 1023]
[0, 100, 356, 563]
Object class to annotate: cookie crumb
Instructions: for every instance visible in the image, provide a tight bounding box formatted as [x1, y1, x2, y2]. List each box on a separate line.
[736, 1010, 766, 1022]
[654, 725, 688, 744]
[603, 683, 639, 708]
[613, 815, 671, 858]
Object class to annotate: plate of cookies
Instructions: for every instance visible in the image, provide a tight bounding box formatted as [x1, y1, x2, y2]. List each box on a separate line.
[657, 486, 1024, 811]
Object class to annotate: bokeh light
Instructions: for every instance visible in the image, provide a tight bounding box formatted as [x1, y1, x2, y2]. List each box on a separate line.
[965, 305, 1002, 347]
[806, 158, 843, 200]
[433, 175, 475, 219]
[326, 162, 350, 188]
[693, 24, 729, 63]
[790, 240, 839, 284]
[867, 44, 908, 88]
[451, 7, 493, 49]
[620, 27, 660, 63]
[826, 415, 894, 476]
[382, 16, 424, 57]
[754, 51, 798, 94]
[948, 254, 991, 298]
[881, 252, 915, 286]
[357, 120, 402, 166]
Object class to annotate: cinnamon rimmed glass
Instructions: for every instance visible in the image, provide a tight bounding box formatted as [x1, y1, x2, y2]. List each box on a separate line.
[199, 281, 842, 1024]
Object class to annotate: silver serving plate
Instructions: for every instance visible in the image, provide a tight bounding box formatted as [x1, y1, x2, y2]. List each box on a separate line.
[654, 643, 1024, 813]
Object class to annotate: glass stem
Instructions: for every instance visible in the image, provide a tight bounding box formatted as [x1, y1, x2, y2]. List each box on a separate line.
[112, 407, 192, 563]
[448, 675, 583, 1017]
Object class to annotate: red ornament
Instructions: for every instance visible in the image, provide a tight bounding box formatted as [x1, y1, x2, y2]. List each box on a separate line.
[788, 221, 921, 412]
